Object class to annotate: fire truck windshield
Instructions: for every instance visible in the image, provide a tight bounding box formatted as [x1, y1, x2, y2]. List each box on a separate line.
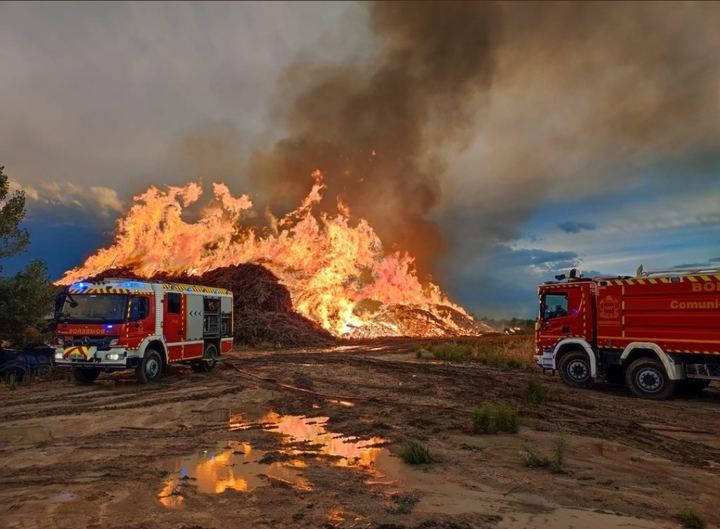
[57, 294, 128, 324]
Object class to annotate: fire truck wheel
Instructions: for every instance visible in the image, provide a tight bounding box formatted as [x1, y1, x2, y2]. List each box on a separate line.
[72, 367, 101, 385]
[193, 343, 218, 373]
[136, 349, 163, 384]
[558, 351, 593, 388]
[625, 357, 676, 400]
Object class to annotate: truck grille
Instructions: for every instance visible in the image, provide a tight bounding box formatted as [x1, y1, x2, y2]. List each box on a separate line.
[68, 336, 119, 351]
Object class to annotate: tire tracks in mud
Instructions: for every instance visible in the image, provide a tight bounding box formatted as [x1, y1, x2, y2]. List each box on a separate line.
[227, 350, 720, 469]
[0, 376, 247, 423]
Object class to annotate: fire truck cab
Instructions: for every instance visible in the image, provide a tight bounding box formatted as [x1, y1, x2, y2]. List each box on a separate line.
[536, 268, 720, 399]
[54, 278, 234, 384]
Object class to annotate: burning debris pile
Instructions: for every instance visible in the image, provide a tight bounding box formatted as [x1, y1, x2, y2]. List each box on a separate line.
[61, 172, 489, 339]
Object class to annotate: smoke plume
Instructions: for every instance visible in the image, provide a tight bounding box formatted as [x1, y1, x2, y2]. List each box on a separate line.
[249, 2, 501, 275]
[190, 1, 720, 279]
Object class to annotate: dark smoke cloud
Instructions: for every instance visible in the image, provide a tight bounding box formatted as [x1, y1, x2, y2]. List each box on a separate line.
[178, 1, 720, 283]
[444, 2, 720, 253]
[249, 2, 500, 273]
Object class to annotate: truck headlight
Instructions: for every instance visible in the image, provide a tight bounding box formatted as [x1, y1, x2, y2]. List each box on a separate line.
[106, 353, 122, 361]
[109, 339, 119, 346]
[55, 352, 64, 360]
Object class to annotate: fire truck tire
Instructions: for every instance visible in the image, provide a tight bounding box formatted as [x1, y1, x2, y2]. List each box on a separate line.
[558, 351, 593, 388]
[625, 357, 676, 400]
[72, 367, 101, 385]
[193, 343, 218, 373]
[136, 349, 163, 384]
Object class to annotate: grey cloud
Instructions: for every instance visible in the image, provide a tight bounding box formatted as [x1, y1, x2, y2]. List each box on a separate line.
[558, 221, 596, 234]
[490, 245, 581, 272]
[0, 2, 366, 197]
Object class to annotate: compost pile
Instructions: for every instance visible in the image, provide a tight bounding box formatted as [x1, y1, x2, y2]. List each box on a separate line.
[88, 264, 334, 347]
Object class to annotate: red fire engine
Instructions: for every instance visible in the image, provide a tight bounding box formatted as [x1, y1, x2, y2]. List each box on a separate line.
[536, 268, 720, 399]
[54, 278, 234, 384]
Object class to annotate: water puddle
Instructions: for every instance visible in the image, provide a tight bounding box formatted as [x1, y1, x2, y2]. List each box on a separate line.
[229, 411, 386, 467]
[158, 439, 311, 508]
[49, 491, 77, 503]
[159, 411, 392, 508]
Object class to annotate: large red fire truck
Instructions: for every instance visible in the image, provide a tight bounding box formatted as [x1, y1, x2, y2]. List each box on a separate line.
[54, 278, 234, 384]
[536, 268, 720, 399]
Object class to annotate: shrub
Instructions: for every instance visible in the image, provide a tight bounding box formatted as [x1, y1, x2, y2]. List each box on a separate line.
[400, 441, 432, 465]
[522, 379, 549, 405]
[472, 403, 519, 434]
[676, 508, 706, 529]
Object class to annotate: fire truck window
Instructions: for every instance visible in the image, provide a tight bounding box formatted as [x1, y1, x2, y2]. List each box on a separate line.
[167, 293, 182, 314]
[129, 296, 148, 321]
[543, 293, 568, 320]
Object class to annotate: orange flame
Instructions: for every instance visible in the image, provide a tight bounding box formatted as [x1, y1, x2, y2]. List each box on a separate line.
[59, 171, 482, 337]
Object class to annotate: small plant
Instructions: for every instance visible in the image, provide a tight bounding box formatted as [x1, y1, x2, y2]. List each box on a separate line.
[676, 508, 706, 529]
[520, 445, 551, 468]
[521, 435, 567, 473]
[522, 378, 549, 405]
[551, 435, 567, 472]
[472, 403, 519, 434]
[390, 494, 419, 514]
[400, 441, 432, 465]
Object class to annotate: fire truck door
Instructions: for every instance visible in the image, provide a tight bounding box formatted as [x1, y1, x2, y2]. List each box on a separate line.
[539, 287, 586, 343]
[163, 292, 184, 361]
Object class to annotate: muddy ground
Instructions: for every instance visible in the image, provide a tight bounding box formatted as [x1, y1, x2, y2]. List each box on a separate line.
[1, 337, 719, 529]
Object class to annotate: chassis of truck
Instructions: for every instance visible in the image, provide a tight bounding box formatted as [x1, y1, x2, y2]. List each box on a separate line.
[54, 278, 234, 384]
[536, 268, 720, 399]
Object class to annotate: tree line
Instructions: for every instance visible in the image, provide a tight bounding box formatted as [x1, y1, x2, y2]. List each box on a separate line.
[0, 165, 56, 347]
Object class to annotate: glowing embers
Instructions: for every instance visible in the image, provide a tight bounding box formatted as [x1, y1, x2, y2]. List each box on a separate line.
[157, 440, 310, 508]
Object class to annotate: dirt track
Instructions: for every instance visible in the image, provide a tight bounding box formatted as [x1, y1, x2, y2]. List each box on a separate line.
[1, 339, 719, 529]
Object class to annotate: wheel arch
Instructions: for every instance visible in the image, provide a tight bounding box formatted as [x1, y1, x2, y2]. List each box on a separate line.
[142, 338, 168, 369]
[553, 338, 597, 378]
[620, 342, 683, 380]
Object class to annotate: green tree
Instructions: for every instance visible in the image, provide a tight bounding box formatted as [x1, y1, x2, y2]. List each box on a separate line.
[0, 261, 56, 345]
[0, 166, 30, 260]
[0, 166, 56, 346]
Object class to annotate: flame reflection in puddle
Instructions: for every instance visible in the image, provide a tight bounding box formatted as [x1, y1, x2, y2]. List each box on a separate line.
[229, 411, 387, 467]
[158, 440, 310, 508]
[159, 411, 393, 508]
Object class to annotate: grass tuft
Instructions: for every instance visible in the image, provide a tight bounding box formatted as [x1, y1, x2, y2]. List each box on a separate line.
[429, 342, 475, 362]
[676, 508, 706, 529]
[522, 378, 549, 405]
[400, 441, 432, 465]
[521, 435, 567, 473]
[390, 494, 419, 514]
[421, 336, 535, 368]
[472, 403, 519, 434]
